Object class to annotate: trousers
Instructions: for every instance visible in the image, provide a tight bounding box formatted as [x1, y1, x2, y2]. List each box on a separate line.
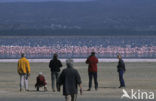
[51, 72, 59, 90]
[20, 74, 29, 90]
[65, 94, 77, 101]
[118, 70, 125, 87]
[88, 72, 98, 89]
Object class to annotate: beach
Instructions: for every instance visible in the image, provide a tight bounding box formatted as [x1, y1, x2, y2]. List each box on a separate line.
[0, 62, 156, 101]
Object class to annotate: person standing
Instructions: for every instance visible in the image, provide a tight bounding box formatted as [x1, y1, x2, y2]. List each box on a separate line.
[86, 52, 98, 91]
[49, 53, 62, 92]
[57, 59, 82, 101]
[17, 53, 31, 92]
[117, 54, 126, 88]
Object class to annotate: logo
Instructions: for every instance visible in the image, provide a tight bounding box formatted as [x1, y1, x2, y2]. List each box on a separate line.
[121, 89, 155, 100]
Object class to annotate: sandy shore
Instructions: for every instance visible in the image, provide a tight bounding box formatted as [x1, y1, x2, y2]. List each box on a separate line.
[0, 62, 156, 101]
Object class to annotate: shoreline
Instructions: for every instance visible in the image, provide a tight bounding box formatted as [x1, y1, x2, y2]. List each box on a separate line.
[0, 59, 156, 63]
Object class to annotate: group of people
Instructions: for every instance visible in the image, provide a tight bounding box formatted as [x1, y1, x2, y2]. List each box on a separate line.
[17, 52, 126, 101]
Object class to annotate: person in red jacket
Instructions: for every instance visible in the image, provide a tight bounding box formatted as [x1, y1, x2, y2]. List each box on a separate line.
[35, 72, 48, 91]
[86, 52, 98, 91]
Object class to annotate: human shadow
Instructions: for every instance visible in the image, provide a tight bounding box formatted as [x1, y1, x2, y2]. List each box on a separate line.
[83, 87, 117, 91]
[98, 86, 117, 89]
[28, 90, 47, 92]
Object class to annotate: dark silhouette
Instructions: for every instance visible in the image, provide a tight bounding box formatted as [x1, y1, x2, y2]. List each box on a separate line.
[49, 53, 62, 92]
[57, 59, 82, 101]
[117, 54, 126, 88]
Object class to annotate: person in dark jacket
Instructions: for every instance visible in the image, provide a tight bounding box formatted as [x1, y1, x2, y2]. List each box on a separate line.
[117, 54, 126, 88]
[86, 52, 98, 91]
[35, 72, 47, 91]
[49, 53, 62, 92]
[57, 59, 82, 101]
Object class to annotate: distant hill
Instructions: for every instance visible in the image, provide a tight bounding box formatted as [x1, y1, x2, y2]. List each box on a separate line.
[0, 0, 94, 3]
[0, 0, 156, 36]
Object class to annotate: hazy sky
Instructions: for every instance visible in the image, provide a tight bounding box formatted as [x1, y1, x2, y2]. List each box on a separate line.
[0, 0, 94, 2]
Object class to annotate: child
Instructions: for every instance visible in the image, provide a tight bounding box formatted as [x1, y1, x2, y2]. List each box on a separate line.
[35, 72, 48, 91]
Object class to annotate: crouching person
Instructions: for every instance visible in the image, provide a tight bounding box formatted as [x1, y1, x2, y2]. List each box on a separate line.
[35, 72, 48, 91]
[57, 59, 82, 101]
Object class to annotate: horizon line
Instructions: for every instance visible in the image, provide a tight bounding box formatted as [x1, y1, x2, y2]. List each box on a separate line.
[0, 58, 156, 63]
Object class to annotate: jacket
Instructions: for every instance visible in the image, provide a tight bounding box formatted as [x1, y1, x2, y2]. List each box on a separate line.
[57, 67, 81, 95]
[117, 59, 126, 72]
[17, 57, 31, 74]
[86, 55, 98, 72]
[49, 59, 62, 72]
[35, 75, 47, 87]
